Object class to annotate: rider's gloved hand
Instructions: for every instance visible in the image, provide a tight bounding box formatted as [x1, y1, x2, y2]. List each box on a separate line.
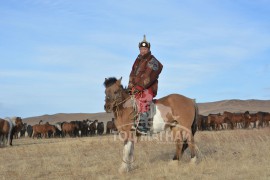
[130, 85, 144, 95]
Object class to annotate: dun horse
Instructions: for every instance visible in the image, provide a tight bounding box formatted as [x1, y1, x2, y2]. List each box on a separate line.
[104, 77, 198, 173]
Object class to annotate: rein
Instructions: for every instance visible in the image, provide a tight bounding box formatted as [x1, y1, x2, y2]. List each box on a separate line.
[112, 95, 131, 118]
[112, 91, 140, 120]
[113, 96, 130, 108]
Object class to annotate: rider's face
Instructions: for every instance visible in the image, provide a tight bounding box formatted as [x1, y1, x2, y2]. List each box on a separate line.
[139, 47, 149, 56]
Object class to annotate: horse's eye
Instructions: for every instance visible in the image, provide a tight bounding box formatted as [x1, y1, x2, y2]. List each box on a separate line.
[114, 91, 118, 94]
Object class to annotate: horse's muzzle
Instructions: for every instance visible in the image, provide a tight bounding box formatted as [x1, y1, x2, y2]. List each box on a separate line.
[104, 104, 112, 113]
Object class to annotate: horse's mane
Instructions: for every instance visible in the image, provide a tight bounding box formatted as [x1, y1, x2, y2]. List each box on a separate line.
[103, 77, 128, 92]
[4, 117, 18, 126]
[103, 77, 118, 88]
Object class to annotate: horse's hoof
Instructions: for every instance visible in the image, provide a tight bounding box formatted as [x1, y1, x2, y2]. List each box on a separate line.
[118, 165, 131, 174]
[190, 156, 197, 164]
[129, 164, 138, 171]
[172, 155, 179, 161]
[118, 167, 126, 174]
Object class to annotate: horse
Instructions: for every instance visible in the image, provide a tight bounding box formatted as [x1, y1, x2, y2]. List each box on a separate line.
[97, 122, 105, 135]
[32, 123, 56, 138]
[88, 120, 98, 136]
[207, 113, 229, 131]
[26, 125, 33, 138]
[244, 113, 258, 129]
[80, 120, 89, 137]
[0, 117, 23, 146]
[104, 77, 198, 173]
[52, 122, 63, 137]
[197, 114, 208, 131]
[223, 111, 251, 129]
[0, 118, 10, 146]
[106, 118, 117, 134]
[62, 122, 79, 137]
[18, 123, 28, 138]
[257, 112, 270, 128]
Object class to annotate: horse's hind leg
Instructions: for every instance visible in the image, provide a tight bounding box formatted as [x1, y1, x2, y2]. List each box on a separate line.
[181, 141, 188, 154]
[172, 129, 184, 161]
[187, 134, 196, 163]
[173, 138, 184, 160]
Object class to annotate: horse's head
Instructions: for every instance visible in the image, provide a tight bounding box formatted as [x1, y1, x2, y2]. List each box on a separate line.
[244, 111, 251, 120]
[15, 117, 23, 129]
[103, 77, 123, 113]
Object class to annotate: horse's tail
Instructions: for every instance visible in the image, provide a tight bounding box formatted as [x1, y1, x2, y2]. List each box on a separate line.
[191, 101, 199, 136]
[32, 126, 36, 138]
[181, 101, 199, 154]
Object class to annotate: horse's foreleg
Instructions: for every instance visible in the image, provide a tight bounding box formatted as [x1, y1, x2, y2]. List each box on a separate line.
[119, 140, 134, 174]
[1, 134, 7, 146]
[9, 128, 15, 146]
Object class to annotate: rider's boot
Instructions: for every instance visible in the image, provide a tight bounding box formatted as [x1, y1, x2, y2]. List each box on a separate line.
[136, 112, 149, 135]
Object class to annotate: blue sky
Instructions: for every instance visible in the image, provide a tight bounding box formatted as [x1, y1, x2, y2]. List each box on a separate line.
[1, 0, 270, 118]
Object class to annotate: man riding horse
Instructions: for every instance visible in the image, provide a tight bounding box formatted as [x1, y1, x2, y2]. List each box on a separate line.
[104, 36, 198, 172]
[128, 35, 163, 134]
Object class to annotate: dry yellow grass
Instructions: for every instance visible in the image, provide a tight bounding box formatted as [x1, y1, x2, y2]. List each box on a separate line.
[0, 128, 270, 180]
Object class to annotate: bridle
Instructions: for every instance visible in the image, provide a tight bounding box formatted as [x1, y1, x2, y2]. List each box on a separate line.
[106, 88, 139, 120]
[106, 88, 130, 116]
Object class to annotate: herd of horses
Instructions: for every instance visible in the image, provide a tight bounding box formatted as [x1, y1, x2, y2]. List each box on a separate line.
[198, 111, 270, 131]
[0, 111, 269, 147]
[1, 77, 269, 174]
[0, 117, 118, 147]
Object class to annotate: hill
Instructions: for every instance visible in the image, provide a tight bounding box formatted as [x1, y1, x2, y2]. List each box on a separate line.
[23, 99, 270, 124]
[198, 99, 270, 115]
[23, 112, 114, 125]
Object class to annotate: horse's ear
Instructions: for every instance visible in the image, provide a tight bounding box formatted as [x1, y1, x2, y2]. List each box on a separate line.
[116, 77, 122, 86]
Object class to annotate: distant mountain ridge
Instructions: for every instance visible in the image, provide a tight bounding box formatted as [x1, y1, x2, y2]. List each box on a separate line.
[198, 99, 270, 115]
[23, 112, 114, 125]
[23, 99, 270, 125]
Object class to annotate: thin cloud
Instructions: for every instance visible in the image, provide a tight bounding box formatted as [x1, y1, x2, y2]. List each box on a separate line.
[1, 1, 270, 117]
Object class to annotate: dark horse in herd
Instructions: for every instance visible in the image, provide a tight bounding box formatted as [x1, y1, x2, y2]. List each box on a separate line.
[104, 77, 199, 173]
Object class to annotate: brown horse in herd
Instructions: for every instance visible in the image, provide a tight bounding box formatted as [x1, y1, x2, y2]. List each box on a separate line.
[106, 118, 117, 134]
[104, 77, 198, 173]
[207, 113, 227, 130]
[32, 122, 56, 138]
[223, 111, 251, 129]
[62, 122, 79, 137]
[0, 117, 23, 146]
[88, 120, 98, 136]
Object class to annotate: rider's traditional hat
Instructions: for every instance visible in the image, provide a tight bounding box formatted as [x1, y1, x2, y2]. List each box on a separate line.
[138, 35, 151, 48]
